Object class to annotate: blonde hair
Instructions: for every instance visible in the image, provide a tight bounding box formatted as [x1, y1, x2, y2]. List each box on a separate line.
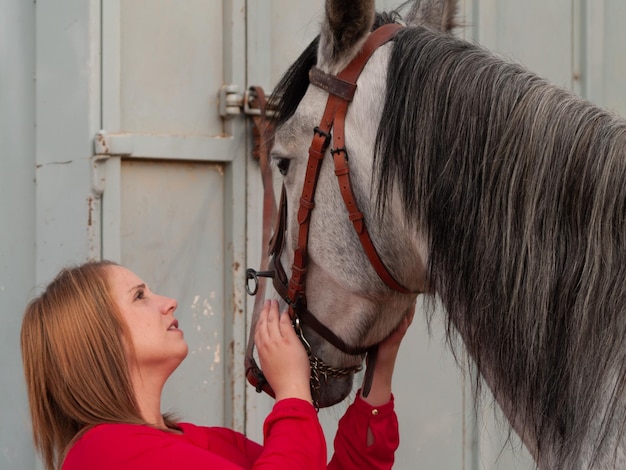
[20, 261, 176, 470]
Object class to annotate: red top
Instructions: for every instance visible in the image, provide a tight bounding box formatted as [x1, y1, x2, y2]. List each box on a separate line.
[63, 394, 398, 470]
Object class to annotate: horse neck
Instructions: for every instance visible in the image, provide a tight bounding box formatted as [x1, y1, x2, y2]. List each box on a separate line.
[457, 326, 626, 468]
[374, 26, 626, 467]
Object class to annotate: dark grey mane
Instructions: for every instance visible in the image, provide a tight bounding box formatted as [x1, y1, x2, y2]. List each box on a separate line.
[271, 5, 626, 465]
[375, 26, 626, 466]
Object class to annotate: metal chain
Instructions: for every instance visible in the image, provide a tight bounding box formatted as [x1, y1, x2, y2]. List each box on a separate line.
[293, 315, 363, 410]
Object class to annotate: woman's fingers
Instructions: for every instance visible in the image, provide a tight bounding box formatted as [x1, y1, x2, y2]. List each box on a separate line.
[264, 299, 279, 340]
[255, 300, 270, 343]
[254, 299, 312, 403]
[255, 300, 282, 345]
[278, 305, 297, 338]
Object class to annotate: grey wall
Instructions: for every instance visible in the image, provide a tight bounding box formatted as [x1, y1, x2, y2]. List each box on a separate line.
[1, 1, 37, 468]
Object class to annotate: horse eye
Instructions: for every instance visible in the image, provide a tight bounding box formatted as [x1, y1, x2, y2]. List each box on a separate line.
[276, 158, 291, 176]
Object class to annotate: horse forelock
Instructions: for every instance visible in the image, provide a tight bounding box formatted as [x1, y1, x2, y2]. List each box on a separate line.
[375, 25, 626, 466]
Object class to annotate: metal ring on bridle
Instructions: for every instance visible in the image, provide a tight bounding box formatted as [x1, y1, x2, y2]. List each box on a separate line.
[293, 315, 313, 352]
[245, 268, 275, 296]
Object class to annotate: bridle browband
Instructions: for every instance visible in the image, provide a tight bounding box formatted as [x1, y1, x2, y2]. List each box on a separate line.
[246, 23, 412, 407]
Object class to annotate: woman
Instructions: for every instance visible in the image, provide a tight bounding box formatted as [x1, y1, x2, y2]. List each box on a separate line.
[21, 260, 413, 469]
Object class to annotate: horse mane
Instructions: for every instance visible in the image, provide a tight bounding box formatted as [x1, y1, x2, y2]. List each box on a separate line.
[270, 7, 626, 466]
[375, 26, 626, 465]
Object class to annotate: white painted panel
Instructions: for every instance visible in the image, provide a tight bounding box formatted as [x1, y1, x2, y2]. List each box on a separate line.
[603, 0, 626, 115]
[475, 0, 574, 89]
[392, 302, 467, 469]
[120, 0, 225, 135]
[34, 0, 102, 279]
[268, 1, 324, 85]
[120, 159, 227, 425]
[102, 0, 248, 434]
[0, 0, 37, 468]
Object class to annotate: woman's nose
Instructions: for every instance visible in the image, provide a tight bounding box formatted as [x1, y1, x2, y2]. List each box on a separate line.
[161, 296, 178, 314]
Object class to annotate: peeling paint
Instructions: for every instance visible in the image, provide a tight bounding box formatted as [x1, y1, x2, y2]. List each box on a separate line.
[87, 195, 94, 226]
[214, 343, 221, 364]
[202, 297, 214, 317]
[3, 445, 17, 462]
[95, 131, 109, 154]
[86, 194, 101, 260]
[35, 160, 73, 168]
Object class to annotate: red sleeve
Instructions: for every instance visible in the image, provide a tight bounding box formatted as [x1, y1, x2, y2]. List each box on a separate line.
[63, 399, 325, 470]
[63, 424, 256, 470]
[328, 393, 399, 470]
[255, 398, 327, 469]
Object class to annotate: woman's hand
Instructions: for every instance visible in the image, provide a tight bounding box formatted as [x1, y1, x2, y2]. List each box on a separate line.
[377, 303, 415, 362]
[255, 300, 312, 404]
[361, 300, 416, 406]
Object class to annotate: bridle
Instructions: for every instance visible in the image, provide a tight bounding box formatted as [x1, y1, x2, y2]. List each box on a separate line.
[245, 23, 414, 407]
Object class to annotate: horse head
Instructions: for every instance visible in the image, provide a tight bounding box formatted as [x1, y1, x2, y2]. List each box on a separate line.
[268, 0, 626, 466]
[268, 0, 458, 407]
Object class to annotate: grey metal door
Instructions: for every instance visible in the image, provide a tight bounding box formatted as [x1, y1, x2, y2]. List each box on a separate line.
[96, 0, 248, 432]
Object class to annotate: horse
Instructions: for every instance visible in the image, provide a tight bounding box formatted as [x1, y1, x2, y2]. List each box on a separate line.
[259, 0, 626, 467]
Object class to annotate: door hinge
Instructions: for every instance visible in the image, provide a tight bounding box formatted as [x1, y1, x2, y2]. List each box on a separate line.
[219, 85, 274, 118]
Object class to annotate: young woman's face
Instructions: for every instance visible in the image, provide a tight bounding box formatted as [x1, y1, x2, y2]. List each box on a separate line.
[107, 265, 188, 372]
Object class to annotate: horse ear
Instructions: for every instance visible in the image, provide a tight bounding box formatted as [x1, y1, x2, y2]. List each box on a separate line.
[318, 0, 376, 69]
[405, 0, 459, 31]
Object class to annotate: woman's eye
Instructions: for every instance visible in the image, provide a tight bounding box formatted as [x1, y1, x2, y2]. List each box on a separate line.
[276, 158, 290, 176]
[134, 290, 145, 301]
